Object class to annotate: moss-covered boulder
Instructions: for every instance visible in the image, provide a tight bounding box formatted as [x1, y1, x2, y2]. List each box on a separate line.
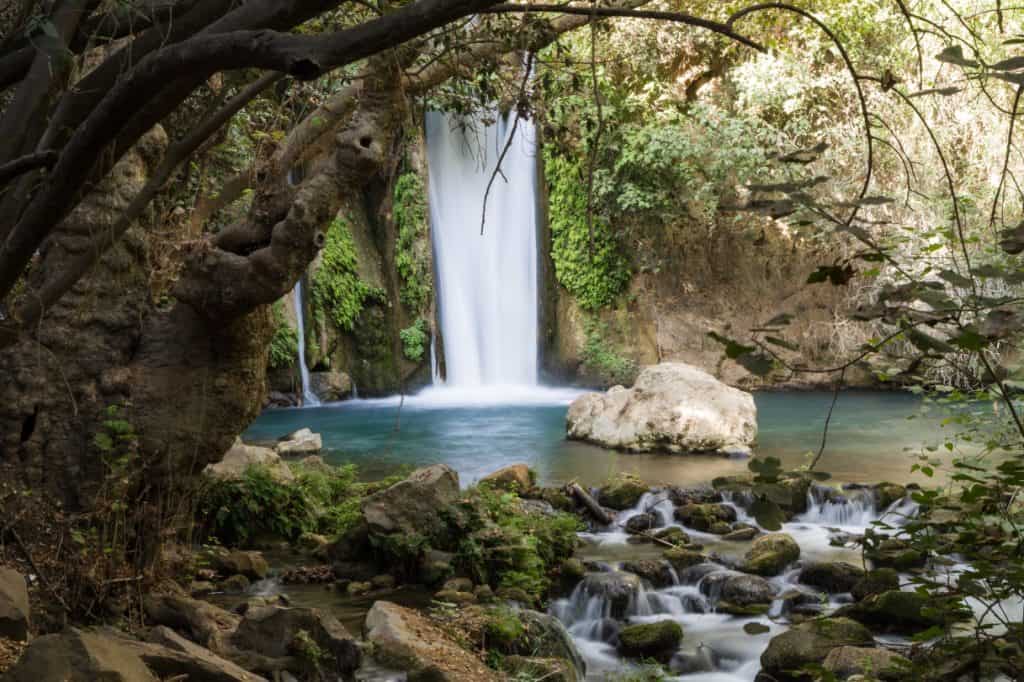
[823, 645, 911, 680]
[743, 533, 800, 576]
[799, 562, 865, 593]
[759, 617, 874, 681]
[596, 474, 649, 510]
[580, 572, 641, 618]
[851, 568, 900, 601]
[2, 629, 157, 682]
[866, 539, 926, 570]
[838, 590, 971, 634]
[480, 464, 535, 492]
[874, 482, 907, 509]
[701, 572, 777, 608]
[654, 527, 692, 547]
[674, 503, 737, 532]
[664, 547, 709, 570]
[621, 560, 674, 588]
[616, 620, 683, 662]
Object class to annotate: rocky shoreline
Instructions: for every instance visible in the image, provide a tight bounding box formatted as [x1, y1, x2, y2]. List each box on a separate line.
[0, 454, 1012, 681]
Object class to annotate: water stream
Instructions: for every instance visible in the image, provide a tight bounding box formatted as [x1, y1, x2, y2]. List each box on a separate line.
[425, 110, 540, 388]
[293, 279, 320, 407]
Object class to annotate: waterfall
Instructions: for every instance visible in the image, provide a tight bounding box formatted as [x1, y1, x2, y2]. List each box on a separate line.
[425, 110, 539, 388]
[293, 280, 320, 407]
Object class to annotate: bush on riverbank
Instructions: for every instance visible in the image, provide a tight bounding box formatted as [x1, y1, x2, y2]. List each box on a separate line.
[196, 461, 404, 546]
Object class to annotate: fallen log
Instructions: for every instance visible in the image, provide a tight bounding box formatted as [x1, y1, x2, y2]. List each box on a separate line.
[565, 481, 613, 525]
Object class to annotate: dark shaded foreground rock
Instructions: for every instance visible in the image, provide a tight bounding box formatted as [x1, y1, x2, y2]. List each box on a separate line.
[114, 626, 267, 682]
[759, 617, 874, 681]
[799, 561, 865, 593]
[364, 601, 501, 681]
[232, 605, 360, 673]
[617, 620, 683, 662]
[0, 568, 29, 641]
[504, 610, 585, 681]
[851, 568, 900, 601]
[3, 628, 157, 681]
[823, 645, 911, 680]
[143, 593, 240, 649]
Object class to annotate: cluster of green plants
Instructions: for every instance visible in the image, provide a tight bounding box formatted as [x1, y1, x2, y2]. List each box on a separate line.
[453, 484, 581, 602]
[399, 317, 429, 362]
[196, 461, 401, 546]
[580, 318, 638, 386]
[311, 216, 385, 332]
[268, 300, 298, 369]
[393, 171, 433, 312]
[544, 150, 631, 310]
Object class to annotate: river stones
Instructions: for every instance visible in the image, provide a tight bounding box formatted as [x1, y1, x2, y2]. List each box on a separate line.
[674, 503, 737, 533]
[117, 626, 268, 682]
[799, 561, 865, 593]
[202, 547, 269, 580]
[581, 572, 641, 618]
[664, 548, 709, 570]
[823, 645, 911, 680]
[0, 567, 30, 641]
[851, 568, 899, 601]
[566, 363, 757, 454]
[700, 572, 776, 614]
[275, 427, 323, 456]
[621, 560, 675, 588]
[617, 620, 683, 662]
[836, 590, 971, 635]
[759, 617, 874, 681]
[233, 605, 361, 672]
[3, 628, 157, 682]
[722, 525, 759, 542]
[873, 482, 908, 509]
[654, 527, 692, 546]
[624, 512, 658, 534]
[204, 439, 294, 483]
[596, 473, 649, 510]
[743, 533, 800, 576]
[865, 538, 926, 570]
[361, 464, 460, 536]
[480, 463, 535, 492]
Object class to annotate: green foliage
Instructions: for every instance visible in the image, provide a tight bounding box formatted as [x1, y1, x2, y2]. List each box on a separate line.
[312, 217, 384, 331]
[545, 151, 630, 310]
[400, 318, 429, 362]
[483, 606, 525, 647]
[393, 171, 433, 312]
[454, 485, 582, 602]
[268, 300, 298, 369]
[580, 319, 638, 385]
[197, 461, 383, 546]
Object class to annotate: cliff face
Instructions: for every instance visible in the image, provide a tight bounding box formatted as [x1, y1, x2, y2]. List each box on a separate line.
[540, 202, 875, 391]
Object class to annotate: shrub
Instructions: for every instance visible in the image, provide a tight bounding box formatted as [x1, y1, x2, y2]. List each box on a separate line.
[312, 217, 385, 331]
[400, 318, 429, 361]
[393, 171, 433, 312]
[580, 319, 638, 386]
[268, 300, 298, 369]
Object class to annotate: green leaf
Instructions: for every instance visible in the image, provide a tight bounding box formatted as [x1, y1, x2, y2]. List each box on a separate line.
[738, 352, 774, 376]
[765, 336, 799, 352]
[936, 45, 979, 68]
[707, 331, 755, 359]
[743, 622, 771, 635]
[749, 457, 783, 483]
[750, 497, 785, 531]
[950, 327, 989, 351]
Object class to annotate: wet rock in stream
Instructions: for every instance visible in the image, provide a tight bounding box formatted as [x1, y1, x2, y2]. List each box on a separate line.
[578, 572, 642, 619]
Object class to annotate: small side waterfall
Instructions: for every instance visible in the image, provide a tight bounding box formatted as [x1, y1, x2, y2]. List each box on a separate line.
[293, 280, 320, 407]
[425, 110, 539, 388]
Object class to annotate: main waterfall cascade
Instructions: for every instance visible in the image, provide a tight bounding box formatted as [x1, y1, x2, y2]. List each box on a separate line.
[293, 280, 320, 407]
[425, 110, 540, 388]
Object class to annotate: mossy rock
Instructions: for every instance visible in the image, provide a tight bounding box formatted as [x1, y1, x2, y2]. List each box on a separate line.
[718, 601, 771, 616]
[617, 620, 683, 662]
[866, 539, 926, 570]
[597, 474, 649, 510]
[653, 527, 691, 547]
[663, 548, 708, 570]
[851, 568, 899, 601]
[760, 617, 874, 680]
[838, 590, 971, 634]
[484, 607, 524, 647]
[823, 645, 911, 680]
[874, 482, 907, 509]
[560, 558, 586, 581]
[743, 533, 800, 576]
[674, 503, 737, 532]
[799, 562, 865, 593]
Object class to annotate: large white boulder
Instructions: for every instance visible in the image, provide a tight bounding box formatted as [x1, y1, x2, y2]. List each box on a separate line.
[566, 363, 757, 455]
[204, 439, 294, 483]
[275, 428, 322, 456]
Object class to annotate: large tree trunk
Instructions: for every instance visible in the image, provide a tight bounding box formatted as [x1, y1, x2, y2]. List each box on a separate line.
[0, 60, 406, 525]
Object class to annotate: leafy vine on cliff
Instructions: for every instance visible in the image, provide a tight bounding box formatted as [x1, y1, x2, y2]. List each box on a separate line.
[394, 171, 434, 313]
[268, 301, 298, 369]
[312, 217, 384, 332]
